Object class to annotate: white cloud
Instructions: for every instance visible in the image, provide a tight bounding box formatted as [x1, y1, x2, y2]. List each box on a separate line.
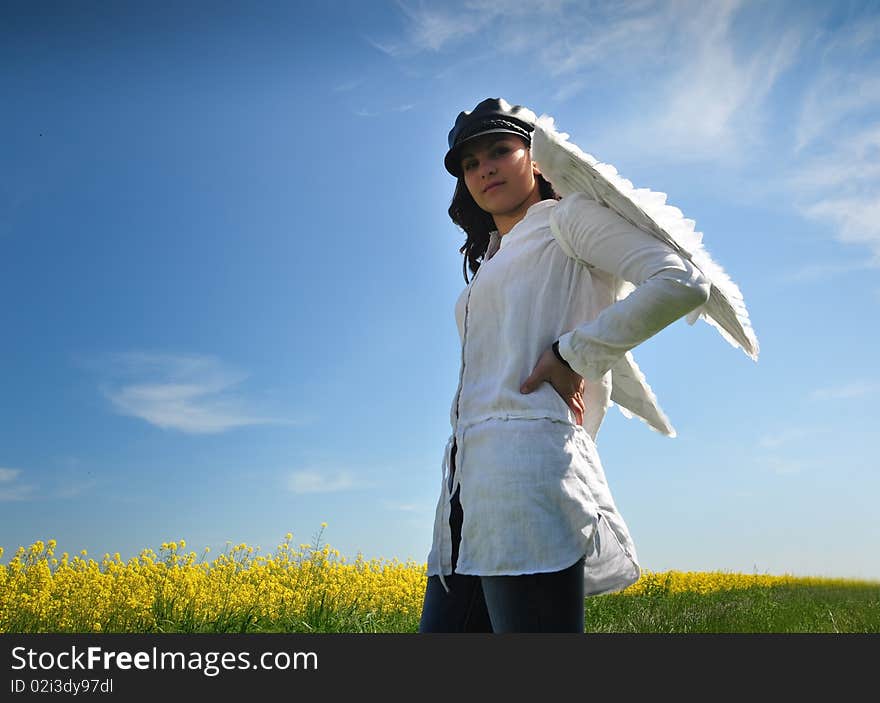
[0, 467, 37, 501]
[388, 0, 562, 54]
[789, 124, 880, 264]
[375, 0, 632, 60]
[788, 16, 880, 266]
[810, 382, 880, 401]
[363, 36, 401, 56]
[805, 195, 880, 263]
[668, 22, 797, 155]
[0, 485, 34, 501]
[758, 427, 816, 449]
[382, 500, 424, 512]
[0, 467, 20, 482]
[285, 470, 361, 494]
[333, 79, 363, 93]
[788, 156, 880, 193]
[363, 2, 480, 57]
[594, 1, 803, 162]
[762, 457, 806, 476]
[796, 75, 880, 153]
[380, 1, 801, 162]
[794, 16, 880, 151]
[781, 260, 878, 283]
[87, 351, 301, 435]
[398, 2, 481, 51]
[379, 0, 876, 265]
[540, 9, 668, 76]
[53, 478, 99, 500]
[351, 104, 414, 119]
[551, 79, 586, 103]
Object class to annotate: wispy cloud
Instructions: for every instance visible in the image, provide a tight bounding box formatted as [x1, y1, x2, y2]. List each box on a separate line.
[758, 427, 817, 449]
[368, 0, 570, 59]
[333, 79, 363, 93]
[790, 124, 880, 264]
[363, 36, 401, 57]
[83, 351, 302, 435]
[391, 0, 493, 53]
[788, 141, 880, 191]
[352, 104, 415, 118]
[781, 260, 878, 283]
[538, 3, 670, 76]
[285, 469, 362, 494]
[761, 456, 807, 476]
[810, 381, 880, 401]
[400, 8, 475, 51]
[591, 1, 803, 162]
[654, 8, 799, 159]
[376, 0, 877, 267]
[382, 500, 425, 512]
[0, 468, 20, 482]
[794, 17, 880, 152]
[805, 194, 880, 264]
[53, 477, 99, 500]
[0, 467, 37, 501]
[788, 15, 880, 265]
[378, 1, 801, 161]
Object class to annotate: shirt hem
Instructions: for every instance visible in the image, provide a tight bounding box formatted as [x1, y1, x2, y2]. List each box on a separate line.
[454, 412, 585, 434]
[435, 552, 589, 578]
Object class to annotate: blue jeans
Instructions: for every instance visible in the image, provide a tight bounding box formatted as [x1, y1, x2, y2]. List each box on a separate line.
[418, 443, 586, 633]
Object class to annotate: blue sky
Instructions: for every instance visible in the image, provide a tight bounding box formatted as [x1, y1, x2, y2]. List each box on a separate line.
[2, 0, 879, 581]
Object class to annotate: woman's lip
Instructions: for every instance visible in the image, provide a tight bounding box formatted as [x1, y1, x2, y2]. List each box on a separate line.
[483, 182, 504, 193]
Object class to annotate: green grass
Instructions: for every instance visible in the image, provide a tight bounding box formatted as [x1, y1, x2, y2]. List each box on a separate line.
[6, 582, 879, 634]
[579, 583, 880, 633]
[133, 582, 880, 633]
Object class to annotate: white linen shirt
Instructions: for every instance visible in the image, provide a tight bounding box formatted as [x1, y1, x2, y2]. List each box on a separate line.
[425, 193, 710, 596]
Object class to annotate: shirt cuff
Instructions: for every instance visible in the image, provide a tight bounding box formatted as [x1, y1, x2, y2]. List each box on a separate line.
[552, 340, 574, 371]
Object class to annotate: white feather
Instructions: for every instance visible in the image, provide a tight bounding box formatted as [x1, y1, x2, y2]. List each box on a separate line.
[532, 115, 760, 361]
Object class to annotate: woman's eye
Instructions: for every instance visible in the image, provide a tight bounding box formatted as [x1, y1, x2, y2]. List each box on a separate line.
[491, 146, 509, 157]
[463, 160, 477, 171]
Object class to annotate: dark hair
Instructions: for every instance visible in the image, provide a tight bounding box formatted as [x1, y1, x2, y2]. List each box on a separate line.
[449, 172, 559, 283]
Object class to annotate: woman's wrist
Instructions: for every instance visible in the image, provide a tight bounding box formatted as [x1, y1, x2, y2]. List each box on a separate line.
[552, 340, 574, 371]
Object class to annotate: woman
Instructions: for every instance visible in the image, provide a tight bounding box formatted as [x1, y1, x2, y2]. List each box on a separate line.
[418, 98, 711, 633]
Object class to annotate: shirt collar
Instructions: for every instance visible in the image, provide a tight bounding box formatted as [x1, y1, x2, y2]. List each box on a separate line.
[498, 199, 556, 250]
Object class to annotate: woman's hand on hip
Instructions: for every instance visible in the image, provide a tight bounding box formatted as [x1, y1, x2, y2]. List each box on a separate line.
[520, 346, 585, 425]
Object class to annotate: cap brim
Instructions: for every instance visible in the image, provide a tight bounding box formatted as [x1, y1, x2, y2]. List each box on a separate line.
[444, 128, 530, 177]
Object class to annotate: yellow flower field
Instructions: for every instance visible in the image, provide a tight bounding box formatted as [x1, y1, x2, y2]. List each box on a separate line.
[1, 530, 875, 633]
[619, 568, 869, 596]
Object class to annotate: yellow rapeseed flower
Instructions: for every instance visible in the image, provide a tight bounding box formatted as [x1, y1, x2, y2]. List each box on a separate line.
[3, 532, 875, 634]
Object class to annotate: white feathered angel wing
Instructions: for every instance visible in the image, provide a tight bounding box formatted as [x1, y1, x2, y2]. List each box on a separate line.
[531, 115, 760, 362]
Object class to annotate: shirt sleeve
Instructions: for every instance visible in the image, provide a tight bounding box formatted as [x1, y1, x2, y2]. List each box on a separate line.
[550, 192, 711, 382]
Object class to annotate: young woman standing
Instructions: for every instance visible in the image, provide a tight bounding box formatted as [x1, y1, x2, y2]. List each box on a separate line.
[418, 98, 712, 633]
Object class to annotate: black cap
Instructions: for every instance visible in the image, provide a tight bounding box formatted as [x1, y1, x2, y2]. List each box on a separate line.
[444, 97, 536, 177]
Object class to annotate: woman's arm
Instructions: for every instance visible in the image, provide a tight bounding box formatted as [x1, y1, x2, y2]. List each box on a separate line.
[550, 192, 711, 383]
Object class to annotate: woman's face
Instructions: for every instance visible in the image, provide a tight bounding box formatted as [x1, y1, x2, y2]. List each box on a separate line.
[459, 134, 542, 233]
